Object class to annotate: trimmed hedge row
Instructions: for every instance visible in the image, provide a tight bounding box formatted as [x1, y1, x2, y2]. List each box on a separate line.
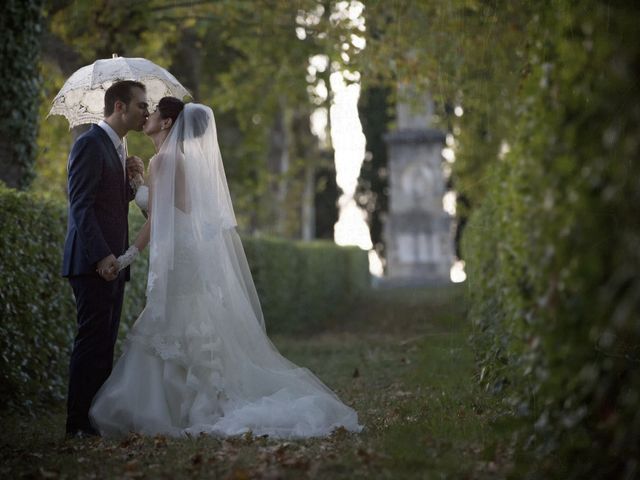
[0, 187, 74, 411]
[244, 236, 369, 334]
[462, 2, 640, 477]
[0, 186, 369, 412]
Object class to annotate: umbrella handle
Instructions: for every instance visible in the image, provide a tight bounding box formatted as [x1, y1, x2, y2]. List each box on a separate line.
[123, 136, 144, 187]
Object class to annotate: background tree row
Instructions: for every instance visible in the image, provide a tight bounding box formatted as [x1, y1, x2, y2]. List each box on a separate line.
[29, 0, 367, 239]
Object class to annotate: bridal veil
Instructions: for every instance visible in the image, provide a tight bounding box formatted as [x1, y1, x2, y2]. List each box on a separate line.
[90, 103, 362, 438]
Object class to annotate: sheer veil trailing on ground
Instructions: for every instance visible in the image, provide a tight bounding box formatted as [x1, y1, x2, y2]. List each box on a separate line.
[90, 103, 362, 438]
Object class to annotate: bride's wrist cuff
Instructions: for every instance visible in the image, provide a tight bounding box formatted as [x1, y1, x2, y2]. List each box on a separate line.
[117, 245, 139, 271]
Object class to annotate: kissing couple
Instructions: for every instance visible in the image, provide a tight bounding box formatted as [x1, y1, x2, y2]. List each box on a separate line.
[62, 80, 362, 439]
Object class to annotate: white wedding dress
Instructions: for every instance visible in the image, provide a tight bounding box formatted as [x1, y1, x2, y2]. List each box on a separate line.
[89, 104, 361, 439]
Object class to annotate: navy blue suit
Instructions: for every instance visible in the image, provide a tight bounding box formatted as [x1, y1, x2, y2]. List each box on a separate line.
[62, 124, 135, 435]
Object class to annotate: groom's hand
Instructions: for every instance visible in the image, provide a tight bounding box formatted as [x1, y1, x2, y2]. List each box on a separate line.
[126, 156, 144, 180]
[96, 254, 118, 281]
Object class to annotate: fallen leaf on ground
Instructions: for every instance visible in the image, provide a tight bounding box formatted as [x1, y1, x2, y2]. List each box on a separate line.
[39, 467, 59, 479]
[153, 435, 167, 448]
[226, 467, 251, 480]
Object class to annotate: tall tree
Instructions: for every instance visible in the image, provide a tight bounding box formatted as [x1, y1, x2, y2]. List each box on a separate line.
[35, 0, 361, 237]
[355, 86, 392, 260]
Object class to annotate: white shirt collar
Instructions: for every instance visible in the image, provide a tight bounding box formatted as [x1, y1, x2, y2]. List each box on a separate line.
[98, 120, 123, 153]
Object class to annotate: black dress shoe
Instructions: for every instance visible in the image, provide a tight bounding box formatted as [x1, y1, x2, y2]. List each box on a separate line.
[66, 427, 100, 439]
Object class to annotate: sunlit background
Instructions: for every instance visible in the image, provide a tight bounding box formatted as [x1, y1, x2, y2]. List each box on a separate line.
[305, 2, 465, 282]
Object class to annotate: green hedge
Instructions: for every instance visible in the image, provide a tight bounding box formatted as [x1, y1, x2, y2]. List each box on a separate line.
[0, 186, 369, 412]
[462, 2, 640, 477]
[244, 236, 369, 334]
[0, 187, 74, 411]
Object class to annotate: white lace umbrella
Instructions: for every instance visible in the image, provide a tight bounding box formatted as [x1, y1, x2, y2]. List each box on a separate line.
[49, 55, 191, 129]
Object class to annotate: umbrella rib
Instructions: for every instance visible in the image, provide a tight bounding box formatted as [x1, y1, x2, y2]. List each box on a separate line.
[89, 62, 97, 88]
[124, 59, 136, 82]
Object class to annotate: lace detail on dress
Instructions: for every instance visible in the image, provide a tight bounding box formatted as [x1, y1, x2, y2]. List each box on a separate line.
[128, 333, 183, 361]
[129, 287, 226, 363]
[128, 330, 225, 387]
[146, 271, 158, 296]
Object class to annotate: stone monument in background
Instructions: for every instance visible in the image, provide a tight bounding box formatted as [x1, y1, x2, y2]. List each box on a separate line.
[383, 90, 454, 285]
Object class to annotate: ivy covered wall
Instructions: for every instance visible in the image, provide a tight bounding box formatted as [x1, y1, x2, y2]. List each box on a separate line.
[0, 0, 43, 189]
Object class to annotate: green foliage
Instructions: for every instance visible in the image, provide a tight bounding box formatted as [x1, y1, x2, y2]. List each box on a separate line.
[0, 0, 43, 189]
[0, 185, 74, 411]
[37, 1, 361, 236]
[0, 187, 369, 412]
[48, 0, 175, 64]
[0, 186, 155, 412]
[243, 236, 369, 334]
[462, 1, 640, 476]
[32, 60, 76, 199]
[358, 0, 534, 217]
[357, 0, 640, 475]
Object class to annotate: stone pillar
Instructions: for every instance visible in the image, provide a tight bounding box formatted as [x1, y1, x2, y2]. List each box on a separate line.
[383, 91, 454, 285]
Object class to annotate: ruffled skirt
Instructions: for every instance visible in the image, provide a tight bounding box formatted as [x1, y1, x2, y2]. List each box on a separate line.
[90, 284, 361, 439]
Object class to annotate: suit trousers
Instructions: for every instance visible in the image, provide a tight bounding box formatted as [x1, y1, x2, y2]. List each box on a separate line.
[66, 273, 126, 434]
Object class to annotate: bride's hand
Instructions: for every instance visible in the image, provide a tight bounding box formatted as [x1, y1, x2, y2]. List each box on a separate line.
[116, 245, 140, 271]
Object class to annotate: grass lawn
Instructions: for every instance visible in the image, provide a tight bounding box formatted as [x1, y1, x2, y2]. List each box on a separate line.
[1, 285, 514, 479]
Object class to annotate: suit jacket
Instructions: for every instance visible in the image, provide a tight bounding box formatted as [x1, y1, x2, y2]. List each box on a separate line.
[62, 124, 135, 280]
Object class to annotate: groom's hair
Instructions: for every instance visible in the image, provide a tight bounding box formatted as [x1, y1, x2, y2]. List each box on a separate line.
[104, 80, 146, 116]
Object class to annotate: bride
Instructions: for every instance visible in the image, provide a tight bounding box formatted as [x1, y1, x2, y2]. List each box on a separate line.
[89, 98, 362, 438]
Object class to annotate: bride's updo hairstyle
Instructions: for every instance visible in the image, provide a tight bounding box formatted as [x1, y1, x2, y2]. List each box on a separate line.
[157, 96, 184, 125]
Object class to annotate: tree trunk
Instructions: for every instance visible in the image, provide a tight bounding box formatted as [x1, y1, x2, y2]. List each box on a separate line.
[170, 28, 201, 101]
[266, 99, 290, 236]
[301, 163, 316, 240]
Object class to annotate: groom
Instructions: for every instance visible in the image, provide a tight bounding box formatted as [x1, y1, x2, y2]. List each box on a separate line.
[62, 80, 148, 438]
